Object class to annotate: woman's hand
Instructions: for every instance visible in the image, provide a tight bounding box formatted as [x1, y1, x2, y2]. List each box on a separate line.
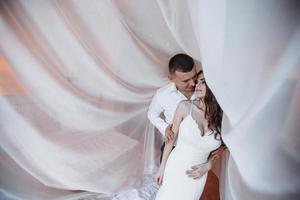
[186, 161, 212, 180]
[155, 167, 165, 186]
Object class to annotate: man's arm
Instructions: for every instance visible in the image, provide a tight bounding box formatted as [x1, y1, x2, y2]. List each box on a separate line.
[147, 92, 169, 137]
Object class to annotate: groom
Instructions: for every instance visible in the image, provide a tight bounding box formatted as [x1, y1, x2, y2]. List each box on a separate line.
[148, 53, 218, 179]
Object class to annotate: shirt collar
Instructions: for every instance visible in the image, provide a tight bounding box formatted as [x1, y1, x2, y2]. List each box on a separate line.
[170, 82, 178, 93]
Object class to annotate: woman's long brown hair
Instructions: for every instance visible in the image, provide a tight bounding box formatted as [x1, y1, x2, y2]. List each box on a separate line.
[203, 84, 223, 137]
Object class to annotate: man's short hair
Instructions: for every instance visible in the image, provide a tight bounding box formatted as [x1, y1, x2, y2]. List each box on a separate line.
[168, 53, 194, 74]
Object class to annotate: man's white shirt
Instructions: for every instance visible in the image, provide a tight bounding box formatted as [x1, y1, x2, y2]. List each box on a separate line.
[147, 82, 196, 137]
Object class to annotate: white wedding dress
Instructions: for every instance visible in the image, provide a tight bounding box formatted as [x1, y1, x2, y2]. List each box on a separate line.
[155, 107, 222, 200]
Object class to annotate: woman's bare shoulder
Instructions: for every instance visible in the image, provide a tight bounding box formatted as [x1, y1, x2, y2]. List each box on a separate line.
[177, 100, 193, 114]
[178, 100, 192, 108]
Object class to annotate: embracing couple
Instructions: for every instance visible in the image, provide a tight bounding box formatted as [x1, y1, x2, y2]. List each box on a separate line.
[148, 54, 225, 200]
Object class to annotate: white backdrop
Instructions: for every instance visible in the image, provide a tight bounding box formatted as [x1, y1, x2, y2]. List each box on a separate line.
[1, 0, 299, 199]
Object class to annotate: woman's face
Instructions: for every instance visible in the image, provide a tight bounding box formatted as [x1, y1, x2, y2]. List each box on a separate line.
[194, 73, 206, 99]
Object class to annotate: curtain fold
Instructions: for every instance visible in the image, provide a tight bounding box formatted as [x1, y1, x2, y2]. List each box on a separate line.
[1, 0, 299, 199]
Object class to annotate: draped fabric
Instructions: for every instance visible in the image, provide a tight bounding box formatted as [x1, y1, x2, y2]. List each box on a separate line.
[0, 0, 299, 200]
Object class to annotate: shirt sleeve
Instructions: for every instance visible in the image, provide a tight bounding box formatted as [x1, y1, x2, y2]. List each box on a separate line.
[147, 91, 169, 137]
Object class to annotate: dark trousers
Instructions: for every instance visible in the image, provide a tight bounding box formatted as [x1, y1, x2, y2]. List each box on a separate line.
[160, 142, 175, 163]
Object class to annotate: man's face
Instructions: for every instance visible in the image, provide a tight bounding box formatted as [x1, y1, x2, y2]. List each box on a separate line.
[170, 66, 197, 93]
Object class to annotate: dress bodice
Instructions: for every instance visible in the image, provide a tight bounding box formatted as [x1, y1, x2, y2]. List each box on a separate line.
[175, 114, 221, 156]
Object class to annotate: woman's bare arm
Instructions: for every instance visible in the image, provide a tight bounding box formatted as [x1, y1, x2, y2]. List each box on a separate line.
[159, 101, 187, 168]
[155, 101, 188, 185]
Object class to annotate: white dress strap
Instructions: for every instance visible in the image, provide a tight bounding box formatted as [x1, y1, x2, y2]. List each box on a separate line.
[189, 101, 193, 115]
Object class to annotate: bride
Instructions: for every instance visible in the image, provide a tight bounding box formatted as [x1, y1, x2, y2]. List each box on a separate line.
[154, 71, 223, 200]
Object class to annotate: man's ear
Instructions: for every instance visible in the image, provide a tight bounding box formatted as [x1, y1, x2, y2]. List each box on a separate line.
[168, 74, 174, 81]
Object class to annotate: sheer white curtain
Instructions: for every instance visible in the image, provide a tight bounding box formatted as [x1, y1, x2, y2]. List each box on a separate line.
[1, 0, 299, 200]
[186, 1, 300, 199]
